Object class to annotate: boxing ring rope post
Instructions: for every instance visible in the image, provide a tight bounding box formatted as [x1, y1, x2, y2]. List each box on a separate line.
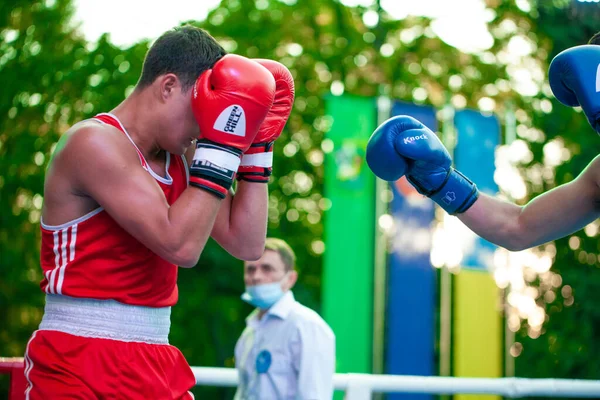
[190, 366, 600, 398]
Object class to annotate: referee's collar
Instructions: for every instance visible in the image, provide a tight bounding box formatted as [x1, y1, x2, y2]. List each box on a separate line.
[267, 290, 295, 319]
[247, 290, 295, 324]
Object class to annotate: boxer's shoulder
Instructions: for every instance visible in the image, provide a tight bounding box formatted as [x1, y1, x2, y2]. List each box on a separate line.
[593, 156, 600, 210]
[577, 155, 600, 210]
[63, 119, 128, 151]
[585, 155, 600, 177]
[50, 119, 137, 170]
[588, 155, 600, 190]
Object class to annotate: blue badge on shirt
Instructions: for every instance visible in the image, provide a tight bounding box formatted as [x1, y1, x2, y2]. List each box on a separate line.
[255, 350, 272, 374]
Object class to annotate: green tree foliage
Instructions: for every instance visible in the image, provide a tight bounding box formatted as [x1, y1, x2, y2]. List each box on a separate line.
[1, 0, 599, 398]
[511, 2, 600, 383]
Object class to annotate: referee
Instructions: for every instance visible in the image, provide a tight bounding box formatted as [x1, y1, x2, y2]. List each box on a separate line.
[234, 238, 336, 400]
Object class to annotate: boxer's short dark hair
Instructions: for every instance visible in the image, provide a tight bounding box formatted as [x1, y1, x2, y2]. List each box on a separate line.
[137, 25, 226, 91]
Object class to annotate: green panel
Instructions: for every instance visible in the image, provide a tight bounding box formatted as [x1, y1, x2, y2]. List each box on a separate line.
[322, 95, 376, 376]
[454, 270, 502, 400]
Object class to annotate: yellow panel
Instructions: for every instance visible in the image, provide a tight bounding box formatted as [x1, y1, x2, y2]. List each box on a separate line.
[454, 270, 502, 400]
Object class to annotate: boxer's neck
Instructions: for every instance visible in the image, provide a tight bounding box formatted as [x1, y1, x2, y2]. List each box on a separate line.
[110, 90, 164, 161]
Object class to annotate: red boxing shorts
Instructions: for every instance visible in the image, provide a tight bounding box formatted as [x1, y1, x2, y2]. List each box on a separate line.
[23, 295, 196, 399]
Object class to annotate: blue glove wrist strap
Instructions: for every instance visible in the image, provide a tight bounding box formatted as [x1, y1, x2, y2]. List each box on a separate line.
[427, 168, 479, 214]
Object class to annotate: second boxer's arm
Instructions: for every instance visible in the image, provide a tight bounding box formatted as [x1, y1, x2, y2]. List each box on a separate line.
[69, 126, 222, 267]
[210, 181, 268, 261]
[459, 156, 600, 250]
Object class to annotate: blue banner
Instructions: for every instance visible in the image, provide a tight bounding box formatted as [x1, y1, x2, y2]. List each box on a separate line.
[452, 110, 503, 399]
[454, 110, 500, 270]
[386, 102, 436, 400]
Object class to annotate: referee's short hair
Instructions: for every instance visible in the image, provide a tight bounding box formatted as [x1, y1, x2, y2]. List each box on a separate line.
[265, 238, 296, 272]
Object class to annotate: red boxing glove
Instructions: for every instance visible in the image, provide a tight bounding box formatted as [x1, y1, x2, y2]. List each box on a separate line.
[190, 54, 276, 198]
[237, 59, 295, 183]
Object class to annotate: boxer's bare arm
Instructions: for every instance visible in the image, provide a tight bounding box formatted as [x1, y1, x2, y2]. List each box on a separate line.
[46, 124, 222, 267]
[211, 182, 268, 261]
[458, 155, 600, 251]
[183, 145, 268, 261]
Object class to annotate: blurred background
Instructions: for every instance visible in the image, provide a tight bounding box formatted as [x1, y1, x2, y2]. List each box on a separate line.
[1, 0, 599, 398]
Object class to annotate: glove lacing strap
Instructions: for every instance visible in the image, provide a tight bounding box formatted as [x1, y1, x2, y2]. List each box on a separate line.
[189, 139, 242, 198]
[408, 167, 479, 215]
[237, 141, 274, 182]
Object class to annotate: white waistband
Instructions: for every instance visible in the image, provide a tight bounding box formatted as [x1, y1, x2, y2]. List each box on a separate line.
[39, 294, 171, 344]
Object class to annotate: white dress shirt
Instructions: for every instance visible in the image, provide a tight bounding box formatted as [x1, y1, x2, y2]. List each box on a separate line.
[234, 291, 335, 400]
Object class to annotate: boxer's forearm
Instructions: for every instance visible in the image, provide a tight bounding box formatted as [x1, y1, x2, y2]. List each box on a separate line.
[458, 194, 533, 251]
[459, 162, 600, 251]
[210, 181, 268, 261]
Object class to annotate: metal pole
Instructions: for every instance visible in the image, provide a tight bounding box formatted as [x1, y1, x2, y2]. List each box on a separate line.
[372, 94, 391, 380]
[439, 102, 456, 400]
[372, 0, 389, 390]
[503, 102, 517, 378]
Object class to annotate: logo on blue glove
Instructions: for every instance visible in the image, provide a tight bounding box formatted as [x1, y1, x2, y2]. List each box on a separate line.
[402, 133, 428, 145]
[442, 191, 456, 204]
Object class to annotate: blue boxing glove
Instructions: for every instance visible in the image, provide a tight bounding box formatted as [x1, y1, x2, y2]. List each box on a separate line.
[548, 45, 600, 133]
[365, 119, 409, 182]
[366, 115, 478, 214]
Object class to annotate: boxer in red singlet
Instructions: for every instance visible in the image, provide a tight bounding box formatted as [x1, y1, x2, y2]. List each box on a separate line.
[23, 26, 284, 399]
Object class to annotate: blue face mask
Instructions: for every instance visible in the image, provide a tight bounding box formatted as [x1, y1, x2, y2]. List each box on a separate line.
[241, 278, 287, 309]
